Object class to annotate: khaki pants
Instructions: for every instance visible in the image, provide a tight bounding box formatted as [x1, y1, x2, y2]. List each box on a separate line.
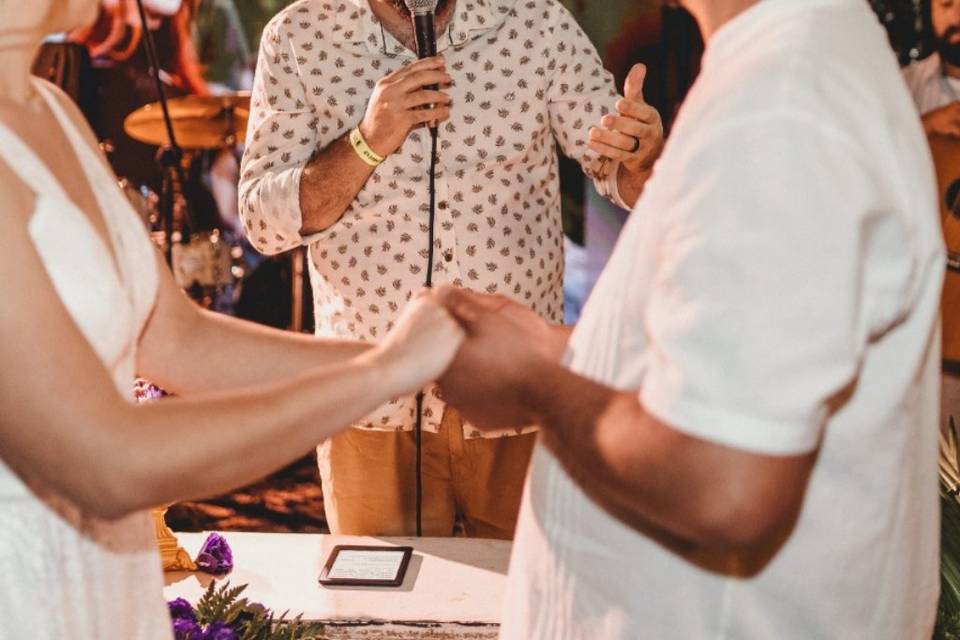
[318, 408, 535, 539]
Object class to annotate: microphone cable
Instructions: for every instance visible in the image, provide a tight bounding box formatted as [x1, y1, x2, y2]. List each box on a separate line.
[414, 124, 439, 538]
[405, 0, 440, 538]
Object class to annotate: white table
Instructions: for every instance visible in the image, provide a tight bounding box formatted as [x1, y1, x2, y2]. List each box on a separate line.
[164, 532, 511, 639]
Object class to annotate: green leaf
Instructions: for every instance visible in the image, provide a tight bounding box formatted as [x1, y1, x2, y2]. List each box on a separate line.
[194, 581, 249, 627]
[937, 493, 960, 638]
[178, 580, 323, 640]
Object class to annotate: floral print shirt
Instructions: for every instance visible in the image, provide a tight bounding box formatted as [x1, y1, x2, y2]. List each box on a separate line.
[239, 0, 626, 438]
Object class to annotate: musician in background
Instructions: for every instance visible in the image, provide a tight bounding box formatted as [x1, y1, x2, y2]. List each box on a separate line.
[903, 0, 960, 136]
[36, 1, 258, 269]
[194, 0, 253, 93]
[903, 0, 960, 446]
[67, 0, 210, 197]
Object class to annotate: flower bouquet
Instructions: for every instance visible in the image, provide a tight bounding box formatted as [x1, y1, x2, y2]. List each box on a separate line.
[168, 582, 324, 640]
[937, 417, 960, 639]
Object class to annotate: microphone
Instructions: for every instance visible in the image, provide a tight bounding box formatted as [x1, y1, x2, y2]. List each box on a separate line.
[404, 0, 438, 60]
[403, 0, 439, 135]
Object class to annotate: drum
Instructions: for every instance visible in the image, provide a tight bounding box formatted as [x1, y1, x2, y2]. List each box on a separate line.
[118, 177, 159, 230]
[171, 229, 242, 290]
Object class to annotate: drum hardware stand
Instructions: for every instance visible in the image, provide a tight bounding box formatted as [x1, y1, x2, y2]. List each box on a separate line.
[290, 247, 306, 333]
[134, 0, 196, 265]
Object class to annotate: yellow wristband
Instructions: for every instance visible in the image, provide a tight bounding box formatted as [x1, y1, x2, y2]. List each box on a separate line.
[349, 126, 385, 166]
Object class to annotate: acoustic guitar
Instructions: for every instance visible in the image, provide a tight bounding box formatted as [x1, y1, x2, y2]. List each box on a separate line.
[927, 134, 960, 368]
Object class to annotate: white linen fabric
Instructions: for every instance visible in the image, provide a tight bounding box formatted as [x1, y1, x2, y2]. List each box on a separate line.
[0, 80, 170, 639]
[902, 51, 960, 116]
[502, 0, 944, 638]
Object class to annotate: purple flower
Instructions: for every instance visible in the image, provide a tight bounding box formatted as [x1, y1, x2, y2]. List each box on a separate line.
[201, 622, 238, 640]
[133, 378, 168, 403]
[194, 533, 233, 575]
[168, 597, 196, 622]
[172, 618, 202, 640]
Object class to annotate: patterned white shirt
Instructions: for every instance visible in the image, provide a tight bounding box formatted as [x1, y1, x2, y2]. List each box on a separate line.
[240, 0, 625, 438]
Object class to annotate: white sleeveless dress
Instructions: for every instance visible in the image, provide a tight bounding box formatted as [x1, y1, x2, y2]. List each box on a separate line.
[0, 80, 171, 639]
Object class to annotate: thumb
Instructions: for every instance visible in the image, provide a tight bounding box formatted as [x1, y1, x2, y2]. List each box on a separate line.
[435, 285, 485, 328]
[624, 63, 647, 102]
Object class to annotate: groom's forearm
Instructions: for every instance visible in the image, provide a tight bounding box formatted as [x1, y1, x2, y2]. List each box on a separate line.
[525, 363, 706, 544]
[525, 362, 814, 553]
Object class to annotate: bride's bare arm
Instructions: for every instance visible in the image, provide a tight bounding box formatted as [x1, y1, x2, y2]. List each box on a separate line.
[136, 251, 372, 395]
[0, 209, 463, 520]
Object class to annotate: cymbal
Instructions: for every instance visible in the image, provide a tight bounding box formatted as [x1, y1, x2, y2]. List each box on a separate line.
[124, 93, 250, 149]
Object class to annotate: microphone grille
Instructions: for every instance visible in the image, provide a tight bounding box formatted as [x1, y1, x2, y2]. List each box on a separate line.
[403, 0, 437, 13]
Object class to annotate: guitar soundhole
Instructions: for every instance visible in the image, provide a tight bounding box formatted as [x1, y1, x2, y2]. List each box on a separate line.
[948, 178, 960, 218]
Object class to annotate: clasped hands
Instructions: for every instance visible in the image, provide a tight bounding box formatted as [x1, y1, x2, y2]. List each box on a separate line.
[375, 286, 568, 431]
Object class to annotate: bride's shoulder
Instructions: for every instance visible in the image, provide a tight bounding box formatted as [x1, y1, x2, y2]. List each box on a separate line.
[33, 78, 100, 150]
[0, 153, 38, 231]
[0, 102, 40, 231]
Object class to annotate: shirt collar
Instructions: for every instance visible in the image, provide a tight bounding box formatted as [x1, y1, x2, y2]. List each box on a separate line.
[445, 0, 503, 49]
[329, 2, 389, 54]
[928, 52, 948, 82]
[331, 0, 506, 56]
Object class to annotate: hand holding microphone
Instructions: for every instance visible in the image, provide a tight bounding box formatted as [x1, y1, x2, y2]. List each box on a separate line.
[587, 63, 664, 180]
[355, 0, 449, 158]
[357, 57, 452, 158]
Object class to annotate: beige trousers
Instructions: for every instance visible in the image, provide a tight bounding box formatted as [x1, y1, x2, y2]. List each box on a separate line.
[318, 408, 536, 539]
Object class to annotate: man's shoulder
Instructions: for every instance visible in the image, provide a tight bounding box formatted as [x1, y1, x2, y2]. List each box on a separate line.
[260, 0, 344, 42]
[903, 52, 941, 81]
[265, 0, 316, 27]
[902, 52, 942, 96]
[496, 0, 570, 26]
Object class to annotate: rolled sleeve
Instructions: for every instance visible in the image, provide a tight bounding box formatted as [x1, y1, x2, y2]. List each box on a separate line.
[597, 161, 631, 210]
[638, 114, 882, 456]
[239, 20, 318, 255]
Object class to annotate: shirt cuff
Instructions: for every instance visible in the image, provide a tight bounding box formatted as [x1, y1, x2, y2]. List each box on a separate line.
[242, 162, 310, 250]
[286, 163, 320, 244]
[595, 160, 631, 211]
[640, 374, 823, 457]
